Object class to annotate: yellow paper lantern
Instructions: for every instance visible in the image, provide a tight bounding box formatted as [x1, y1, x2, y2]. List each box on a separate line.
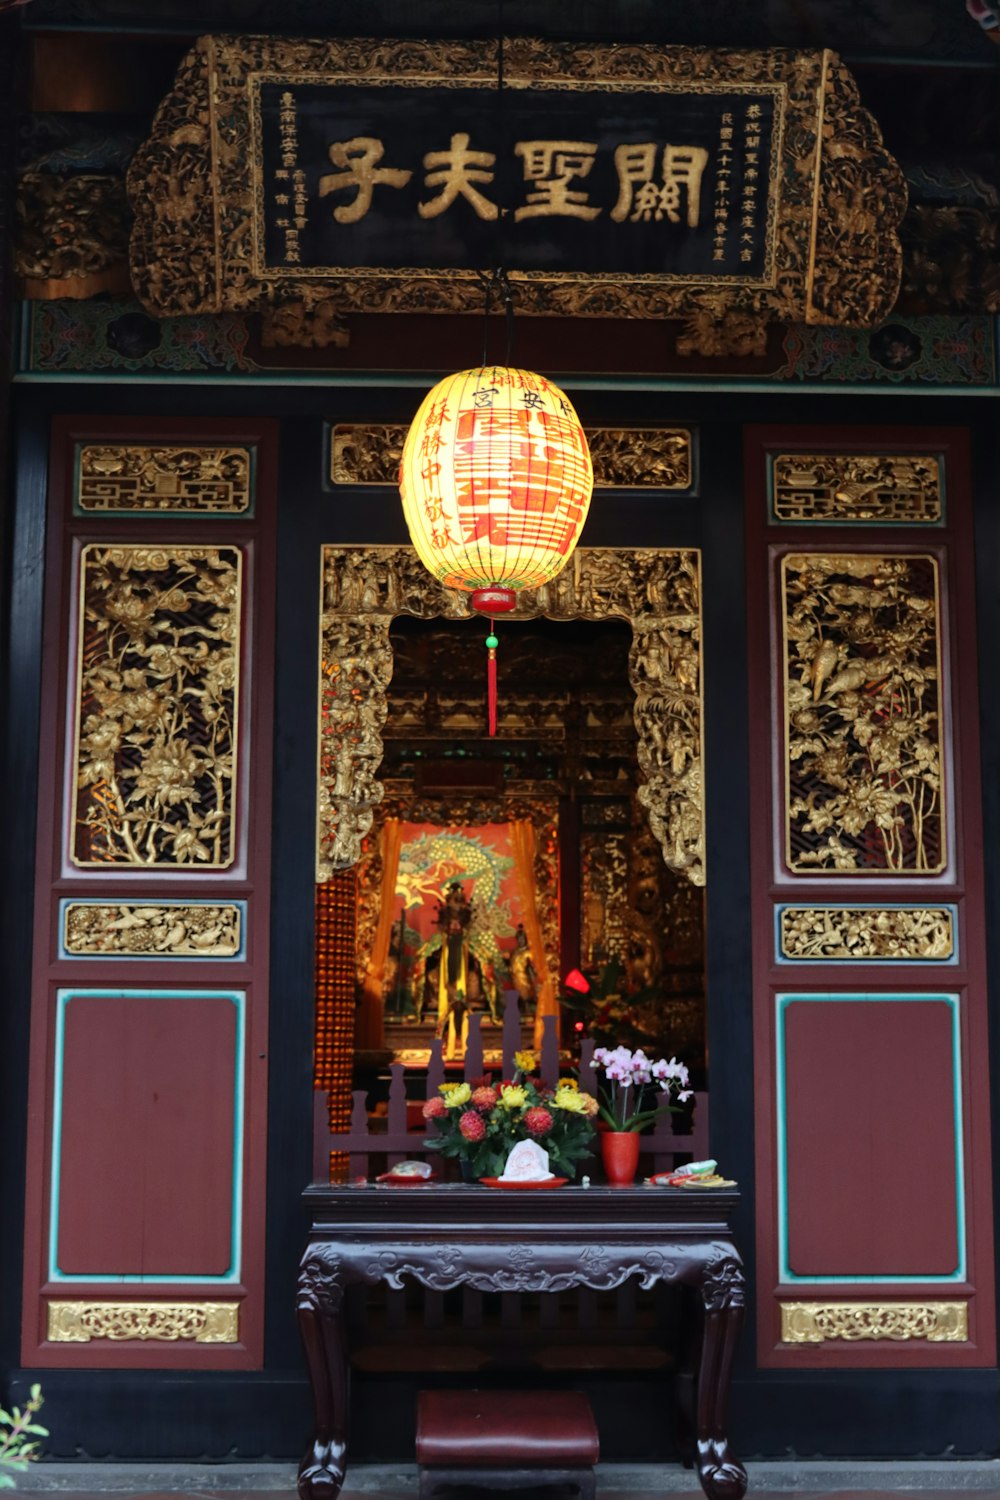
[399, 366, 593, 616]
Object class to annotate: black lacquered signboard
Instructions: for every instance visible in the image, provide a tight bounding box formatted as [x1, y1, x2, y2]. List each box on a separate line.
[130, 36, 905, 328]
[254, 81, 780, 284]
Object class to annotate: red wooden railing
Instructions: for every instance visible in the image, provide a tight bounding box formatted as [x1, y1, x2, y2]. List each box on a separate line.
[312, 997, 707, 1181]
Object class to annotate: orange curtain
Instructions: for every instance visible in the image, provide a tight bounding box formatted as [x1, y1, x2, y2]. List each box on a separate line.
[356, 818, 403, 1050]
[509, 819, 557, 1050]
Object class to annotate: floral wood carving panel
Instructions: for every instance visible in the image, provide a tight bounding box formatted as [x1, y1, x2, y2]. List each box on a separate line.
[128, 36, 904, 329]
[77, 444, 253, 514]
[317, 547, 704, 886]
[778, 904, 955, 961]
[73, 545, 242, 868]
[782, 552, 944, 875]
[771, 453, 942, 524]
[63, 901, 243, 957]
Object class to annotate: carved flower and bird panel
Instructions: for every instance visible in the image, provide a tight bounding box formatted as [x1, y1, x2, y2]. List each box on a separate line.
[781, 552, 944, 876]
[72, 544, 242, 868]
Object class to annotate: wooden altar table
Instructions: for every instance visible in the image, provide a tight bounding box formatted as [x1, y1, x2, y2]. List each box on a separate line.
[296, 1182, 746, 1500]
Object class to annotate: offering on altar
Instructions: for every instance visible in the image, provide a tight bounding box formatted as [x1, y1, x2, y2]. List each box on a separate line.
[500, 1139, 554, 1182]
[388, 1160, 434, 1179]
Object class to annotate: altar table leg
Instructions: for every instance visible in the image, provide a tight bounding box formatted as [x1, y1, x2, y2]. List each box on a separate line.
[695, 1299, 747, 1500]
[297, 1292, 351, 1500]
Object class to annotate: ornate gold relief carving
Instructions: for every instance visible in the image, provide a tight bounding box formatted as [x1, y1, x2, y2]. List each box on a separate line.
[779, 905, 955, 961]
[331, 424, 692, 491]
[588, 429, 693, 490]
[77, 444, 252, 514]
[73, 545, 242, 868]
[63, 902, 242, 957]
[16, 173, 130, 282]
[331, 424, 415, 485]
[782, 552, 944, 875]
[47, 1301, 239, 1344]
[780, 1301, 967, 1344]
[771, 454, 942, 524]
[676, 307, 769, 358]
[260, 293, 351, 350]
[807, 54, 908, 326]
[318, 547, 704, 886]
[128, 37, 903, 328]
[581, 830, 629, 969]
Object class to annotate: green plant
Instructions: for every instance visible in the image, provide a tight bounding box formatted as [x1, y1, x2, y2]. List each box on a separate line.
[0, 1384, 47, 1488]
[560, 960, 667, 1053]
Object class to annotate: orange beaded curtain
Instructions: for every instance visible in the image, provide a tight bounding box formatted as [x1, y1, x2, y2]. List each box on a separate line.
[399, 366, 594, 615]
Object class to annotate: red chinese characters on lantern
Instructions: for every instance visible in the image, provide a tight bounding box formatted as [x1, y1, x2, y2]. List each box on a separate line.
[399, 365, 593, 596]
[453, 409, 590, 553]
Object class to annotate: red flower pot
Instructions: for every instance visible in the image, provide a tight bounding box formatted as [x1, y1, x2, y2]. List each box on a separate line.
[600, 1130, 641, 1186]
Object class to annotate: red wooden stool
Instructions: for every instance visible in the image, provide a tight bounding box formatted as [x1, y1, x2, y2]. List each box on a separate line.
[416, 1389, 599, 1499]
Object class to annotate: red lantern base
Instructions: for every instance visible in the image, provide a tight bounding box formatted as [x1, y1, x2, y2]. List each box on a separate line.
[470, 586, 517, 615]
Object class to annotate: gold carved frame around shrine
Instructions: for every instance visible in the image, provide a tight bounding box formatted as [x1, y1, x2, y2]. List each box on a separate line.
[129, 36, 905, 328]
[316, 546, 704, 889]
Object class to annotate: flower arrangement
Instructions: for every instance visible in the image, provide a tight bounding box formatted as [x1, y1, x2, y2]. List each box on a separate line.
[590, 1045, 692, 1132]
[422, 1050, 598, 1179]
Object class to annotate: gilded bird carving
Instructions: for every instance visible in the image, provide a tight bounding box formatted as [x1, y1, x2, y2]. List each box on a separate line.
[822, 661, 872, 697]
[809, 639, 840, 701]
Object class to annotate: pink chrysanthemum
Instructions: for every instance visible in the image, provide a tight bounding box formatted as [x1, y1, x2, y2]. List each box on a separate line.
[459, 1110, 487, 1141]
[471, 1085, 499, 1111]
[524, 1106, 554, 1138]
[422, 1096, 448, 1120]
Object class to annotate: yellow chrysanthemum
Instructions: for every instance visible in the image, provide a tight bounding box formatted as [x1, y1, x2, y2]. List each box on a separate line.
[439, 1082, 471, 1107]
[499, 1084, 528, 1109]
[552, 1087, 588, 1114]
[514, 1050, 537, 1074]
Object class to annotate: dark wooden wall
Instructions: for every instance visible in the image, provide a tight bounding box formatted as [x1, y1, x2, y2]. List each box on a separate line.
[2, 383, 1000, 1461]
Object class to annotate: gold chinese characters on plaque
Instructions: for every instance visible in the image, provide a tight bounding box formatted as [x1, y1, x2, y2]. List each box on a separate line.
[331, 424, 693, 491]
[129, 37, 904, 330]
[72, 545, 242, 868]
[771, 453, 943, 525]
[782, 552, 945, 876]
[76, 444, 253, 515]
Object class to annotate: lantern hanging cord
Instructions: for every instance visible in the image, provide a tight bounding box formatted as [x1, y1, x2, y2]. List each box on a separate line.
[475, 6, 516, 370]
[476, 267, 516, 367]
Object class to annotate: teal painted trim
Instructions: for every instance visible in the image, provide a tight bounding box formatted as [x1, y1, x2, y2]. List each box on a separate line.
[11, 372, 1000, 395]
[775, 991, 966, 1285]
[49, 988, 246, 1286]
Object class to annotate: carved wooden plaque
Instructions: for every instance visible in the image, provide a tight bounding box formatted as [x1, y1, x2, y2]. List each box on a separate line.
[129, 37, 905, 328]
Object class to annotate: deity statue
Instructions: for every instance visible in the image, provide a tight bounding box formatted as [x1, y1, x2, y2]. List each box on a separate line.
[418, 883, 493, 1057]
[508, 923, 538, 1011]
